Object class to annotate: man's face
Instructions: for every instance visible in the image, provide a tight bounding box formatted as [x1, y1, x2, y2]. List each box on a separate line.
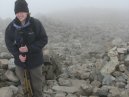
[16, 12, 28, 22]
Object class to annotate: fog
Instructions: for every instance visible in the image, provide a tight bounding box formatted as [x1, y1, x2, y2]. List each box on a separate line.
[0, 0, 129, 19]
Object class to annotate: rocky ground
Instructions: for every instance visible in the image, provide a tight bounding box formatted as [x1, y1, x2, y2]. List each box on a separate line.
[0, 11, 129, 97]
[1, 37, 129, 97]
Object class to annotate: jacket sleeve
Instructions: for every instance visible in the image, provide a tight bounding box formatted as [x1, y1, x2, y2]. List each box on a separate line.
[28, 20, 48, 53]
[5, 24, 19, 59]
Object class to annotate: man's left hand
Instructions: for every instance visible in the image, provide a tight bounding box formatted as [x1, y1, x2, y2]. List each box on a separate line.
[19, 45, 28, 53]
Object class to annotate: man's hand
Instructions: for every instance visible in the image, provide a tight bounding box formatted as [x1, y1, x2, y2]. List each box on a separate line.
[19, 54, 26, 62]
[19, 45, 28, 53]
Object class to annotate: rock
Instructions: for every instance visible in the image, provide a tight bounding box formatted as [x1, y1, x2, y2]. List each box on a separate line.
[70, 79, 89, 89]
[0, 64, 8, 70]
[119, 64, 126, 72]
[4, 70, 19, 82]
[52, 86, 79, 93]
[2, 81, 19, 87]
[120, 90, 129, 97]
[92, 87, 99, 94]
[8, 58, 15, 70]
[117, 48, 127, 54]
[46, 80, 58, 89]
[0, 59, 9, 65]
[115, 75, 127, 83]
[9, 85, 18, 95]
[89, 69, 103, 82]
[58, 78, 72, 86]
[66, 93, 78, 97]
[0, 82, 8, 88]
[98, 86, 109, 97]
[108, 47, 118, 57]
[91, 80, 101, 87]
[0, 69, 8, 81]
[125, 55, 129, 66]
[55, 92, 66, 97]
[101, 48, 119, 75]
[43, 94, 52, 97]
[112, 71, 121, 77]
[0, 86, 14, 97]
[108, 87, 121, 97]
[80, 72, 90, 80]
[43, 48, 52, 65]
[102, 75, 115, 85]
[115, 82, 126, 88]
[125, 84, 129, 90]
[118, 53, 125, 62]
[0, 52, 12, 59]
[42, 64, 56, 80]
[101, 56, 119, 75]
[94, 59, 103, 70]
[0, 59, 9, 69]
[68, 64, 91, 79]
[42, 49, 62, 80]
[80, 84, 93, 96]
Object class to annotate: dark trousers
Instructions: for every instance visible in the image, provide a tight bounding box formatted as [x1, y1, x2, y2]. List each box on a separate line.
[16, 65, 45, 97]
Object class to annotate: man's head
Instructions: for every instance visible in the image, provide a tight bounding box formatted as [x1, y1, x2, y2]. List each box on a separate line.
[14, 0, 29, 22]
[14, 0, 29, 14]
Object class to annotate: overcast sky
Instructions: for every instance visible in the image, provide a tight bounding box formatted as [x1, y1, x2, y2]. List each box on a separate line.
[0, 0, 129, 19]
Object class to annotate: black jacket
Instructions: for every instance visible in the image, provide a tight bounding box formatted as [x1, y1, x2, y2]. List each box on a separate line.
[5, 17, 48, 69]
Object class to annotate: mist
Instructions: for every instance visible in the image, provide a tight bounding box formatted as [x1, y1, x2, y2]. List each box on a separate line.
[0, 0, 129, 19]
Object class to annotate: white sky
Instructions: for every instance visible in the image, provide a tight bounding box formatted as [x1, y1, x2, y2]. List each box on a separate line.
[0, 0, 129, 19]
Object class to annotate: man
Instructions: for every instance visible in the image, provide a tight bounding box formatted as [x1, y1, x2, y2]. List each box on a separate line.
[5, 0, 48, 97]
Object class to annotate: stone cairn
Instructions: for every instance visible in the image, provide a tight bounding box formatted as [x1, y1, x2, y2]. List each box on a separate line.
[1, 42, 129, 97]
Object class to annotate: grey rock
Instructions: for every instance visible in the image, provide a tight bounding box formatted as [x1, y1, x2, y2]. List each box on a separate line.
[101, 56, 119, 75]
[0, 59, 9, 69]
[102, 75, 115, 85]
[9, 85, 18, 95]
[0, 52, 12, 59]
[91, 80, 101, 87]
[93, 86, 109, 97]
[58, 78, 72, 86]
[89, 96, 99, 97]
[8, 58, 15, 70]
[115, 75, 127, 83]
[118, 53, 125, 62]
[68, 64, 91, 79]
[43, 48, 52, 65]
[80, 84, 93, 96]
[125, 54, 129, 66]
[108, 87, 121, 97]
[4, 70, 19, 82]
[0, 86, 14, 97]
[119, 64, 126, 72]
[117, 48, 127, 54]
[94, 59, 103, 70]
[55, 92, 66, 97]
[112, 71, 121, 77]
[66, 93, 77, 97]
[70, 79, 89, 89]
[120, 90, 129, 97]
[89, 69, 103, 82]
[115, 82, 126, 88]
[52, 86, 79, 93]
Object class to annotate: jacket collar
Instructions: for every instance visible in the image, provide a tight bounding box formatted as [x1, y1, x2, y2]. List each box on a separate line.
[13, 15, 31, 29]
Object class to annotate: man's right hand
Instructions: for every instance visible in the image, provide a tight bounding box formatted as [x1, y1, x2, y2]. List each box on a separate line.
[19, 45, 28, 53]
[19, 54, 26, 62]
